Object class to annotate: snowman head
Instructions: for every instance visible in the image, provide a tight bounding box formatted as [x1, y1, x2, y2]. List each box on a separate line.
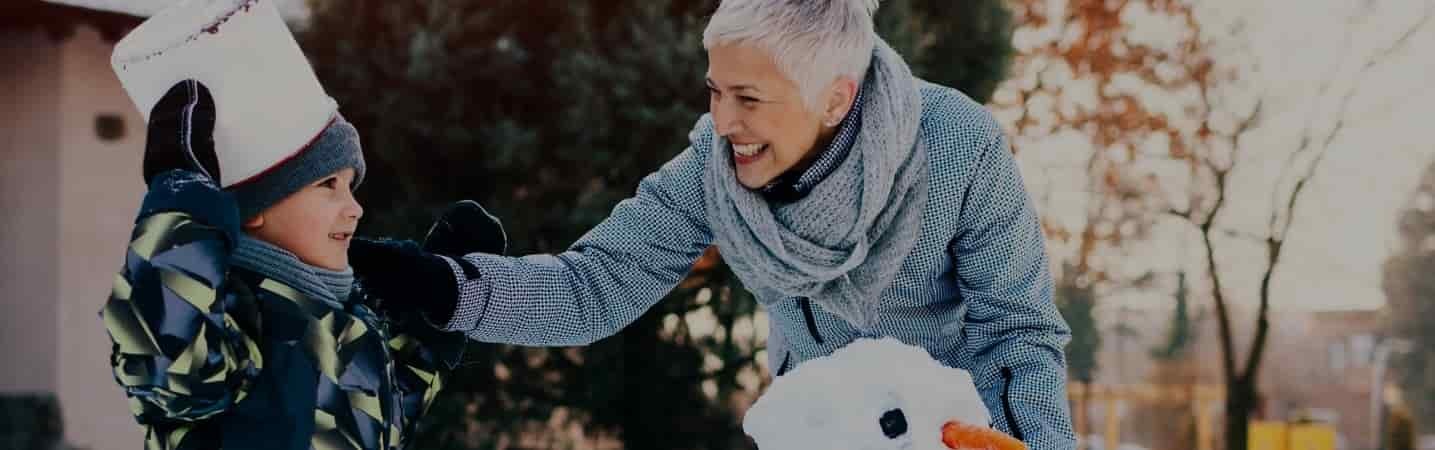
[743, 338, 1025, 450]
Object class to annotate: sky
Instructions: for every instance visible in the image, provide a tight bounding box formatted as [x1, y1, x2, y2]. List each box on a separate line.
[1004, 0, 1435, 311]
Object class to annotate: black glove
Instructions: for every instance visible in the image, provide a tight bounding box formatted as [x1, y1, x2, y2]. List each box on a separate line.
[422, 200, 507, 258]
[143, 79, 221, 184]
[352, 200, 507, 324]
[349, 238, 459, 323]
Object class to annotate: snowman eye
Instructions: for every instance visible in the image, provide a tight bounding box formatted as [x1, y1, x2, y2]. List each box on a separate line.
[879, 408, 908, 438]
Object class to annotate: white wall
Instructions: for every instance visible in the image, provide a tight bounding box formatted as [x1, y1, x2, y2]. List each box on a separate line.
[54, 26, 147, 450]
[0, 29, 62, 395]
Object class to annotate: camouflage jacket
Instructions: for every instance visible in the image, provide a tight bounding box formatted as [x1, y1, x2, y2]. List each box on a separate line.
[100, 171, 463, 450]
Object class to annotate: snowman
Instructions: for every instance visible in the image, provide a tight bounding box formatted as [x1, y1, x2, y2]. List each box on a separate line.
[743, 337, 1026, 450]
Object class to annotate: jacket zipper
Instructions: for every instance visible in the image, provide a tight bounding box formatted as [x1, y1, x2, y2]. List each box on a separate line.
[359, 290, 402, 450]
[383, 324, 401, 449]
[797, 297, 824, 344]
[1000, 367, 1025, 441]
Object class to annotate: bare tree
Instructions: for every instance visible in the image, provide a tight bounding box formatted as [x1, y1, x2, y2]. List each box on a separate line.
[1002, 0, 1433, 448]
[996, 3, 1221, 446]
[1162, 3, 1433, 448]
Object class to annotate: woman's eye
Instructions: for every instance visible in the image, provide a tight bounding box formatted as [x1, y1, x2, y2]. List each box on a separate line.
[320, 178, 339, 189]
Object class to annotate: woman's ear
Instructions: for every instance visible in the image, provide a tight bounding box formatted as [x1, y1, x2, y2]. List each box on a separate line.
[824, 76, 858, 127]
[243, 214, 264, 230]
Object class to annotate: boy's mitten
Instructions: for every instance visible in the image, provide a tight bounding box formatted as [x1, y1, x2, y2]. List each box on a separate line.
[143, 79, 221, 184]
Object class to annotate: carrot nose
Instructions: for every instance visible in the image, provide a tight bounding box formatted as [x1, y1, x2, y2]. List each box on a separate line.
[941, 421, 1027, 450]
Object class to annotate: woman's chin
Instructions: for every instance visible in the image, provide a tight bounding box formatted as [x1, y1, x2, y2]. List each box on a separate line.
[735, 172, 771, 190]
[735, 161, 779, 187]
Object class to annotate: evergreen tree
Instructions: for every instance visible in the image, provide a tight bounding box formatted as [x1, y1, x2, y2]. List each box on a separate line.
[1382, 163, 1435, 425]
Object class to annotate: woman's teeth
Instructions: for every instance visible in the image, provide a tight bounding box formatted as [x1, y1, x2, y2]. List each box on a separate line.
[734, 143, 766, 157]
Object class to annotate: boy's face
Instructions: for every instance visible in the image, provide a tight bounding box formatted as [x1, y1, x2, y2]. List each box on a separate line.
[244, 168, 363, 270]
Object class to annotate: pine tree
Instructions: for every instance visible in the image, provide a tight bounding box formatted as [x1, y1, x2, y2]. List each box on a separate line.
[1382, 163, 1435, 426]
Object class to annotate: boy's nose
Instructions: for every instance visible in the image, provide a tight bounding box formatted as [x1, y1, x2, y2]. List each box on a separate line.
[344, 192, 363, 220]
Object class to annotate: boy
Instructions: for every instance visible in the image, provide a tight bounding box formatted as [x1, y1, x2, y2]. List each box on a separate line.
[98, 1, 499, 448]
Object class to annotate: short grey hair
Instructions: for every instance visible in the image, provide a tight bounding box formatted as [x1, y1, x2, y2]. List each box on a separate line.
[703, 0, 880, 112]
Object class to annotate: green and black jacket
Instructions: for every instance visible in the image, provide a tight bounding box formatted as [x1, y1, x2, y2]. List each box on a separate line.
[100, 172, 463, 450]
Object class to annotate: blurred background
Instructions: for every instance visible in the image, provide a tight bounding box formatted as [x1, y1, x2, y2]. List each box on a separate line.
[2, 1, 1433, 449]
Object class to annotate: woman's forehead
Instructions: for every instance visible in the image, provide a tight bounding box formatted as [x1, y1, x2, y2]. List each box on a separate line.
[706, 43, 794, 89]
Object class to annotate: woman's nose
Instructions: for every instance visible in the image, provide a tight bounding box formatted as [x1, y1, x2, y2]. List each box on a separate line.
[711, 98, 744, 137]
[714, 113, 744, 137]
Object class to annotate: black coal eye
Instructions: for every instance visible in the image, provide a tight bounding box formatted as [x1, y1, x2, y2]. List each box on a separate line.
[879, 408, 908, 438]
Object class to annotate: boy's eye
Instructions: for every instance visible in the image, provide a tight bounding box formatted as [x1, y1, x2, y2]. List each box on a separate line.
[320, 177, 339, 189]
[739, 96, 760, 105]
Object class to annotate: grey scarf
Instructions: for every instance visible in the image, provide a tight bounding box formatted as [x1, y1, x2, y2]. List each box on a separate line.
[702, 38, 929, 331]
[232, 235, 354, 306]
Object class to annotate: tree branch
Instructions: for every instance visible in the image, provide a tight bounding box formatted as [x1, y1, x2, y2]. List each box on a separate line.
[1363, 4, 1434, 70]
[1220, 228, 1266, 242]
[1243, 3, 1431, 379]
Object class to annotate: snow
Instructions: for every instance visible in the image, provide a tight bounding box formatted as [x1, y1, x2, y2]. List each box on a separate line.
[743, 337, 1009, 450]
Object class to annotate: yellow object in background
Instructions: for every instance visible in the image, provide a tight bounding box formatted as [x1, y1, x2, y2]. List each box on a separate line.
[1250, 421, 1290, 450]
[1248, 421, 1337, 450]
[1288, 424, 1336, 450]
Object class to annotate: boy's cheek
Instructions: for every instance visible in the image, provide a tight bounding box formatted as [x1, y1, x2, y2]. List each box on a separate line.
[283, 234, 349, 271]
[315, 238, 352, 271]
[332, 244, 351, 269]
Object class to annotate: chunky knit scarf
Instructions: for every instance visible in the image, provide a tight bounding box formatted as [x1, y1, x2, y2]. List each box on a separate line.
[701, 38, 928, 331]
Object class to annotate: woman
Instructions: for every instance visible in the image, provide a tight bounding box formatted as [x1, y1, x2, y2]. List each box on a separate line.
[351, 0, 1074, 448]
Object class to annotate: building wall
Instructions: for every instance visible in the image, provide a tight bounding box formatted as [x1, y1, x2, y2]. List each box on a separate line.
[1089, 304, 1390, 449]
[53, 26, 146, 450]
[0, 29, 62, 395]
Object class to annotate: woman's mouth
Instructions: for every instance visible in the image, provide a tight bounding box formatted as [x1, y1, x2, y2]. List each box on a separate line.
[732, 143, 769, 165]
[329, 232, 353, 241]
